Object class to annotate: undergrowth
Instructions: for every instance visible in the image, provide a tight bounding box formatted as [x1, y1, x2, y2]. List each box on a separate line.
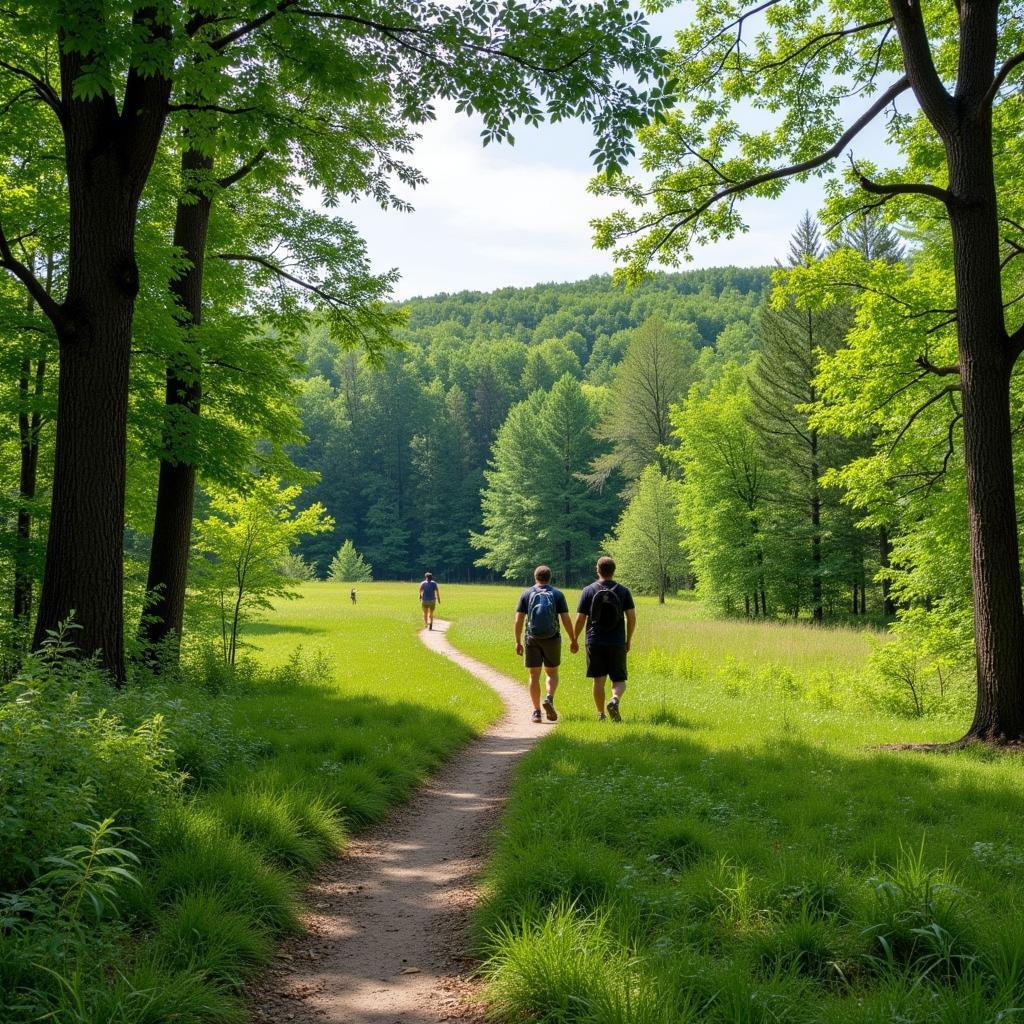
[1, 585, 500, 1023]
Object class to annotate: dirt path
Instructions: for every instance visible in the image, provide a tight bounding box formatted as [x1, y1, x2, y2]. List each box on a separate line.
[248, 620, 542, 1024]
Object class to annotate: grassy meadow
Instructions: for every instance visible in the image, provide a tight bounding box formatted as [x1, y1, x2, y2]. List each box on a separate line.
[2, 583, 499, 1023]
[432, 584, 1024, 1024]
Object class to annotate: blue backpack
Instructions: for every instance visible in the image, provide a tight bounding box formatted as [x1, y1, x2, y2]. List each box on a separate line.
[527, 586, 559, 639]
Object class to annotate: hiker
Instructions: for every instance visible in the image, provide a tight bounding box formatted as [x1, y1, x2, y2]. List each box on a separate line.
[419, 572, 440, 629]
[574, 556, 636, 722]
[350, 588, 357, 604]
[514, 565, 577, 724]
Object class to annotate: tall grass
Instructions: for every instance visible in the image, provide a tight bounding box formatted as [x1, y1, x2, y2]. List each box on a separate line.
[2, 583, 501, 1023]
[451, 587, 1024, 1023]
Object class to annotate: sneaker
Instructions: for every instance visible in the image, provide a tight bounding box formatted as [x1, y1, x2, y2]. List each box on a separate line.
[597, 713, 606, 722]
[607, 698, 621, 723]
[428, 621, 433, 630]
[531, 709, 542, 723]
[542, 696, 558, 722]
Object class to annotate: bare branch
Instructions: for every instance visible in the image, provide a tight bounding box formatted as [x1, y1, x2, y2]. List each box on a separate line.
[216, 251, 352, 308]
[0, 58, 62, 121]
[915, 354, 960, 376]
[216, 149, 268, 189]
[855, 163, 954, 205]
[636, 76, 911, 256]
[0, 222, 64, 330]
[981, 50, 1024, 108]
[889, 384, 961, 453]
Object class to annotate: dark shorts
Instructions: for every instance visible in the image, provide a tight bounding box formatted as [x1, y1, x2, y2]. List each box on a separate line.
[585, 643, 628, 682]
[525, 634, 561, 668]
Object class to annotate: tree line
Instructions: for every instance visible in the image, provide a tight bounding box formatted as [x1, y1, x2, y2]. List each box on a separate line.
[0, 0, 673, 681]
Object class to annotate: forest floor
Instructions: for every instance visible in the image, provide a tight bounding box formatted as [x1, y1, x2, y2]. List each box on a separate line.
[247, 619, 543, 1024]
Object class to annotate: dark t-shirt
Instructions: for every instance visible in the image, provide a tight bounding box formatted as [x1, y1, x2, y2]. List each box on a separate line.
[577, 580, 635, 647]
[420, 580, 439, 601]
[516, 584, 569, 638]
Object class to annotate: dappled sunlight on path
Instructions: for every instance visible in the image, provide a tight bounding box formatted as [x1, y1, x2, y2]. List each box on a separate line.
[248, 620, 542, 1024]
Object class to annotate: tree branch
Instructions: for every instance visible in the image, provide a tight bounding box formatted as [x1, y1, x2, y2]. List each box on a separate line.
[216, 149, 268, 189]
[888, 384, 961, 453]
[0, 222, 64, 330]
[981, 50, 1024, 108]
[637, 76, 911, 255]
[886, 0, 956, 136]
[216, 251, 351, 308]
[0, 59, 62, 121]
[855, 164, 954, 205]
[915, 354, 960, 376]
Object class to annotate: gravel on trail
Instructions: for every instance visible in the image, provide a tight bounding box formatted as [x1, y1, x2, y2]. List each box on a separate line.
[246, 619, 546, 1024]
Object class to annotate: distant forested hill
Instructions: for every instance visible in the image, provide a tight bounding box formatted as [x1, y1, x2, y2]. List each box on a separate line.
[292, 267, 771, 581]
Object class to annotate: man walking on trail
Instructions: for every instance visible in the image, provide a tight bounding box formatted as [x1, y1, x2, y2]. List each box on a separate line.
[574, 556, 636, 722]
[514, 565, 576, 724]
[419, 572, 440, 629]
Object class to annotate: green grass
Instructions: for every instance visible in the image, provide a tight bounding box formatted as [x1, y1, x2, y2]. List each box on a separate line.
[443, 585, 1024, 1023]
[2, 582, 501, 1024]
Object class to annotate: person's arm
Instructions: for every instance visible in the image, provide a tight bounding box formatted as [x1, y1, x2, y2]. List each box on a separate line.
[625, 608, 636, 652]
[514, 611, 526, 655]
[573, 612, 587, 644]
[560, 612, 578, 652]
[435, 584, 441, 604]
[419, 583, 424, 598]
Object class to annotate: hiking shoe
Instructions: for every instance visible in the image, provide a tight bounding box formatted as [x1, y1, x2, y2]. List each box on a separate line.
[597, 712, 606, 722]
[542, 696, 558, 722]
[531, 709, 542, 723]
[607, 698, 622, 723]
[428, 621, 433, 630]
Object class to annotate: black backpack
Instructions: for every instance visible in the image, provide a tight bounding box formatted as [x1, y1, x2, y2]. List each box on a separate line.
[589, 582, 624, 633]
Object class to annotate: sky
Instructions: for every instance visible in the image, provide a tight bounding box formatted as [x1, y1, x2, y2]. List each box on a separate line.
[332, 8, 894, 300]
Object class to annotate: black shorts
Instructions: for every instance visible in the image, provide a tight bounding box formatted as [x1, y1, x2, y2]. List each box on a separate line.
[525, 634, 561, 668]
[585, 643, 627, 682]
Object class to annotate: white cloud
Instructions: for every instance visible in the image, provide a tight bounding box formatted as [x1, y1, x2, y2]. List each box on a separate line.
[333, 102, 828, 299]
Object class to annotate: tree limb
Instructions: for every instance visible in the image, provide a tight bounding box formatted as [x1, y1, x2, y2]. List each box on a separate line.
[216, 251, 354, 308]
[915, 354, 960, 376]
[888, 384, 961, 453]
[636, 76, 911, 254]
[980, 50, 1024, 108]
[0, 59, 62, 121]
[0, 222, 64, 330]
[886, 0, 956, 136]
[855, 165, 954, 205]
[216, 149, 268, 189]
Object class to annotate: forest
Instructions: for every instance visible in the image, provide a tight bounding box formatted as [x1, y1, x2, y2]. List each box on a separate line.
[4, 1, 1024, 1022]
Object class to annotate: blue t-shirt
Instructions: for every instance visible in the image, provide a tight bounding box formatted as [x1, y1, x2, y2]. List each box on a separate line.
[577, 580, 635, 647]
[516, 584, 569, 638]
[420, 580, 439, 601]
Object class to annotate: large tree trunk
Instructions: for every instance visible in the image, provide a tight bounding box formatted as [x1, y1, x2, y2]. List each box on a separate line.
[142, 149, 213, 653]
[948, 115, 1024, 742]
[32, 38, 170, 681]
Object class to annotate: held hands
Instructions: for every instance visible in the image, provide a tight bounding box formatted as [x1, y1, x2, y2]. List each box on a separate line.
[570, 638, 579, 654]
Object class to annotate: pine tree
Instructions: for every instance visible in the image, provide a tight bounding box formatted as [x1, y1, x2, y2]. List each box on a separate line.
[328, 540, 373, 583]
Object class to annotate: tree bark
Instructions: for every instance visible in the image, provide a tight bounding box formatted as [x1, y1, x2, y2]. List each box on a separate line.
[948, 121, 1024, 741]
[30, 14, 171, 681]
[142, 148, 213, 653]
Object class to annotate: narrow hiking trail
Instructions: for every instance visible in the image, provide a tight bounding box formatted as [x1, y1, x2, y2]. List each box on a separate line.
[248, 620, 543, 1024]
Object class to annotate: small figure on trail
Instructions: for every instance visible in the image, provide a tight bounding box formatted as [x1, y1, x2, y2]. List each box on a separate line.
[574, 556, 636, 722]
[515, 565, 577, 724]
[420, 572, 440, 629]
[350, 587, 357, 604]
